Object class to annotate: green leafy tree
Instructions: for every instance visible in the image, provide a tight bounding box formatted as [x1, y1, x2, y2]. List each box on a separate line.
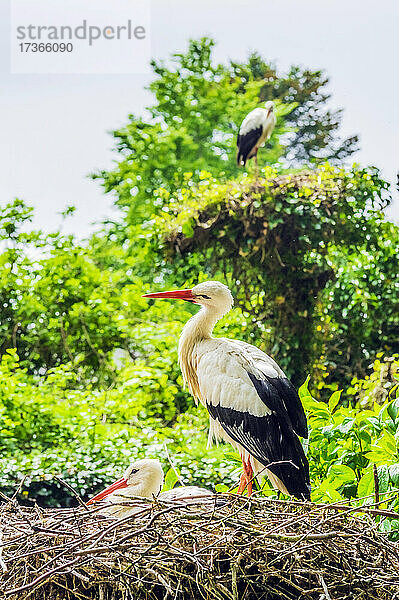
[94, 37, 358, 229]
[0, 203, 124, 379]
[0, 199, 46, 360]
[317, 222, 399, 384]
[0, 201, 196, 399]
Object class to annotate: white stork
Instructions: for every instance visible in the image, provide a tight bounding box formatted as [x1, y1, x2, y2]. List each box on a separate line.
[143, 281, 311, 500]
[236, 100, 276, 176]
[87, 459, 215, 517]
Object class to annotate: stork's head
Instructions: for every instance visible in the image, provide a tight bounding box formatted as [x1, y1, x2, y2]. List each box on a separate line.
[192, 281, 234, 314]
[264, 100, 274, 116]
[87, 459, 164, 504]
[143, 280, 234, 317]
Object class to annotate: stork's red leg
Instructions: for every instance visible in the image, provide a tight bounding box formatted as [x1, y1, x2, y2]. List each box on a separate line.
[237, 472, 247, 495]
[238, 457, 254, 496]
[243, 458, 254, 497]
[246, 472, 253, 497]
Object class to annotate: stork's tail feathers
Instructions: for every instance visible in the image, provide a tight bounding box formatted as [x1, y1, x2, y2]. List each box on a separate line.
[269, 468, 311, 501]
[249, 441, 311, 501]
[249, 454, 311, 501]
[265, 440, 311, 501]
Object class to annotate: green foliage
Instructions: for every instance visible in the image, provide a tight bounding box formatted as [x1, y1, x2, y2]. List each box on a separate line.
[299, 357, 399, 538]
[0, 201, 194, 389]
[0, 199, 46, 360]
[0, 350, 69, 452]
[318, 233, 399, 383]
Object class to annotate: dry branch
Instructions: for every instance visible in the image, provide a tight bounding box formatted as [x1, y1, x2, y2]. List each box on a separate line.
[0, 495, 398, 600]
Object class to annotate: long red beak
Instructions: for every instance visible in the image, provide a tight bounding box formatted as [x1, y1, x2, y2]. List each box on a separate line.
[86, 477, 128, 505]
[142, 289, 197, 303]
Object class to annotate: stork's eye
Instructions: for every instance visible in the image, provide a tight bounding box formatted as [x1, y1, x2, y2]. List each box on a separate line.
[196, 294, 211, 299]
[130, 468, 139, 475]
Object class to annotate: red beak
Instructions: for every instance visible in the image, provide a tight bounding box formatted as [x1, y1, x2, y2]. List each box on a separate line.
[86, 477, 128, 505]
[142, 289, 197, 303]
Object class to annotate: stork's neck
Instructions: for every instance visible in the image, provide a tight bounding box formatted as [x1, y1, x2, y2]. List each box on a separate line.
[180, 306, 221, 347]
[178, 306, 222, 399]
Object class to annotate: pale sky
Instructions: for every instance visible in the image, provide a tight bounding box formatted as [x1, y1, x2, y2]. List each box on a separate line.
[1, 0, 398, 239]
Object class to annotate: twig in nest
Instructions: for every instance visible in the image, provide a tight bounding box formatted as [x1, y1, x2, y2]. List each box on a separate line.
[163, 442, 185, 487]
[11, 477, 26, 501]
[319, 574, 333, 600]
[0, 490, 11, 503]
[0, 531, 7, 573]
[54, 476, 90, 511]
[373, 464, 380, 506]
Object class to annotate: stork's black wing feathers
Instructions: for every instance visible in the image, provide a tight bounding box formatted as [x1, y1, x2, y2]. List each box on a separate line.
[248, 373, 308, 438]
[236, 126, 262, 166]
[207, 401, 311, 500]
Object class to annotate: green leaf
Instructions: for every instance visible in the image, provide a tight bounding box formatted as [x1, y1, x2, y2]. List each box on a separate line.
[298, 376, 313, 408]
[378, 431, 397, 456]
[225, 452, 242, 464]
[336, 418, 356, 434]
[389, 463, 399, 486]
[379, 519, 399, 533]
[215, 483, 229, 493]
[327, 464, 356, 489]
[358, 470, 375, 498]
[387, 397, 399, 422]
[366, 449, 393, 464]
[274, 101, 297, 118]
[376, 465, 390, 494]
[162, 467, 180, 492]
[299, 377, 330, 420]
[328, 390, 342, 414]
[181, 220, 194, 237]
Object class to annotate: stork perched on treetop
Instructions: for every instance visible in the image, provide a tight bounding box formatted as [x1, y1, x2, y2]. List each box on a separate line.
[143, 282, 311, 500]
[87, 459, 216, 517]
[236, 101, 276, 178]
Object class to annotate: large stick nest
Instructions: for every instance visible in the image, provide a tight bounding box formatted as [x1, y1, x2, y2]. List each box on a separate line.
[0, 495, 398, 600]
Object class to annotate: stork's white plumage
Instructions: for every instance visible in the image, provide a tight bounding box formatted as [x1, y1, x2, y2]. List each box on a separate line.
[236, 101, 276, 172]
[143, 282, 311, 500]
[87, 459, 215, 517]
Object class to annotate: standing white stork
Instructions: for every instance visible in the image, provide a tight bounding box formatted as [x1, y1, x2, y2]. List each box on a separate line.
[87, 458, 215, 517]
[143, 281, 311, 500]
[236, 101, 276, 177]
